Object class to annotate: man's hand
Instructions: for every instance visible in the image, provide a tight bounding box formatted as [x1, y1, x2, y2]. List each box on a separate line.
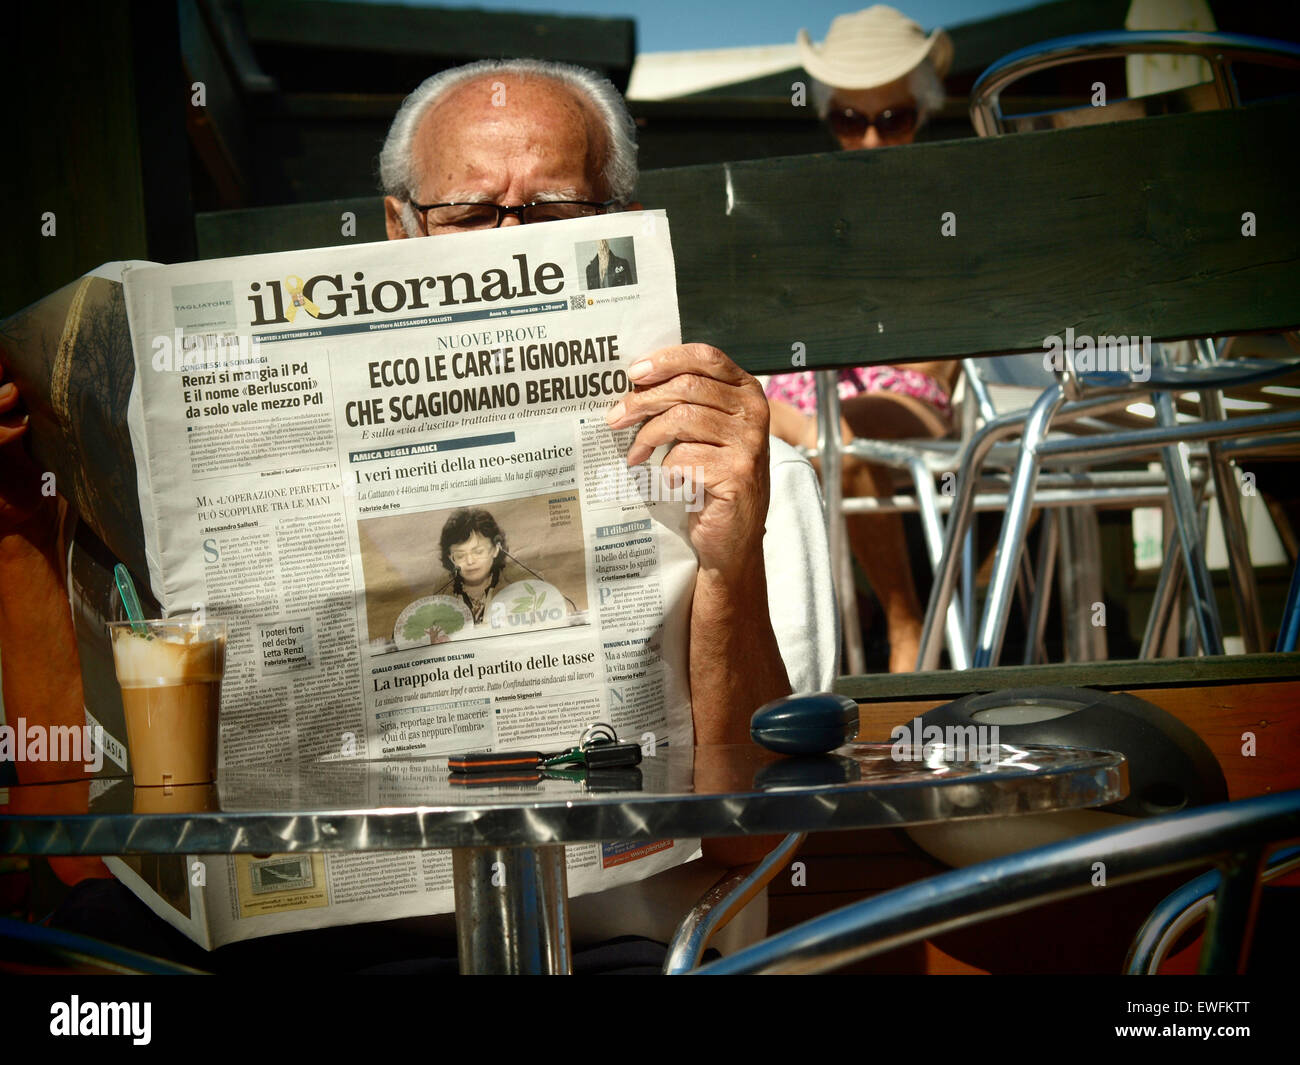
[605, 343, 790, 746]
[605, 343, 770, 579]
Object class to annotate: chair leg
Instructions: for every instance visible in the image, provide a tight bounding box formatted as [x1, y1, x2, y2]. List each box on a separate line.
[1206, 437, 1266, 653]
[814, 371, 865, 675]
[1015, 548, 1038, 640]
[1058, 505, 1108, 662]
[1140, 534, 1183, 659]
[1023, 509, 1058, 665]
[974, 385, 1067, 668]
[915, 389, 1129, 670]
[663, 832, 806, 974]
[916, 413, 1039, 671]
[961, 525, 976, 651]
[1145, 467, 1216, 658]
[1156, 392, 1225, 654]
[909, 457, 971, 670]
[1198, 845, 1266, 975]
[1277, 554, 1300, 653]
[1196, 338, 1265, 653]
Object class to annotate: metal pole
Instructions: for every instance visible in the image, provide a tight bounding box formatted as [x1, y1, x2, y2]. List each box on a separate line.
[1198, 846, 1266, 974]
[916, 393, 1133, 671]
[1038, 408, 1300, 462]
[909, 457, 971, 670]
[1140, 536, 1183, 659]
[1156, 392, 1225, 655]
[815, 371, 864, 674]
[663, 832, 806, 974]
[974, 384, 1068, 667]
[1196, 343, 1265, 653]
[452, 844, 571, 974]
[1023, 509, 1058, 665]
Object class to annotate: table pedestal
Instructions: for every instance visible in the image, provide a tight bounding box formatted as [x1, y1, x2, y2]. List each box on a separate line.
[452, 844, 571, 974]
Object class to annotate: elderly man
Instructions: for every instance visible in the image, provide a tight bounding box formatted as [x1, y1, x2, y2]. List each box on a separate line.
[0, 56, 835, 964]
[376, 57, 836, 951]
[376, 57, 836, 738]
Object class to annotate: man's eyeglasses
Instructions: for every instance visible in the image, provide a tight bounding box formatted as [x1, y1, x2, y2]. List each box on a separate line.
[412, 200, 619, 233]
[827, 105, 919, 142]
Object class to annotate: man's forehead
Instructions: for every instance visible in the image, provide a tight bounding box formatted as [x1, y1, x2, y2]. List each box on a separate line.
[410, 73, 604, 196]
[419, 74, 598, 148]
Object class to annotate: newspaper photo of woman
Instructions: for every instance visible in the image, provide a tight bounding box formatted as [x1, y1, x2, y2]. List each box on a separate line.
[438, 507, 509, 625]
[361, 492, 590, 652]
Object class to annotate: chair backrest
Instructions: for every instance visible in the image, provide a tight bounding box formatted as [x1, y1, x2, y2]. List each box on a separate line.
[691, 788, 1300, 974]
[969, 345, 1166, 417]
[971, 30, 1300, 136]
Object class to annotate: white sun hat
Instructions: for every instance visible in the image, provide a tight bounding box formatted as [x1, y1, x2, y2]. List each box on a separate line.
[797, 5, 953, 90]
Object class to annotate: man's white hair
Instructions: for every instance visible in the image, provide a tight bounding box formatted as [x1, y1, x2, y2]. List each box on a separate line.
[379, 58, 638, 236]
[810, 59, 946, 128]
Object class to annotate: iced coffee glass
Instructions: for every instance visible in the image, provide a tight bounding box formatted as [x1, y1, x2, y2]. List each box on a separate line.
[108, 619, 227, 786]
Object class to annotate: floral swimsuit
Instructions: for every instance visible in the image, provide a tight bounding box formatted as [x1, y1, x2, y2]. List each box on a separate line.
[765, 366, 953, 420]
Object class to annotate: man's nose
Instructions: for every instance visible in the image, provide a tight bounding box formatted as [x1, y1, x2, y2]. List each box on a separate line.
[500, 214, 523, 227]
[863, 126, 883, 149]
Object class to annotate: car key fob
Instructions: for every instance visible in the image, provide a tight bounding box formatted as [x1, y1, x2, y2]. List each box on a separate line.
[750, 692, 859, 755]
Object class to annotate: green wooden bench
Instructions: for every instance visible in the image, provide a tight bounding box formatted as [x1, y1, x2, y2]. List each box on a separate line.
[196, 98, 1300, 372]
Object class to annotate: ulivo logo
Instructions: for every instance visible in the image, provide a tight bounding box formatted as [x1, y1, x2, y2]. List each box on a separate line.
[488, 582, 567, 629]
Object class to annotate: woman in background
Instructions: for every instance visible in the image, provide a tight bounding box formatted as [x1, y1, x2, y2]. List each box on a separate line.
[766, 6, 960, 672]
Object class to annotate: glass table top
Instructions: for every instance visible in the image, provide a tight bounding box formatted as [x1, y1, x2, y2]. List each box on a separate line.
[0, 743, 1127, 853]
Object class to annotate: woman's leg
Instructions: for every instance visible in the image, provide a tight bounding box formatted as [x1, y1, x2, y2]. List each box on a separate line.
[767, 396, 927, 673]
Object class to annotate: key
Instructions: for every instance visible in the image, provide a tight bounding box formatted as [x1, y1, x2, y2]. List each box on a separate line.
[448, 724, 643, 774]
[448, 750, 549, 774]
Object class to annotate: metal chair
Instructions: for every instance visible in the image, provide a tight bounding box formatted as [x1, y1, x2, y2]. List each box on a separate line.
[812, 371, 973, 673]
[970, 30, 1300, 136]
[913, 30, 1300, 670]
[1277, 556, 1300, 653]
[815, 355, 1225, 671]
[661, 831, 805, 973]
[0, 916, 207, 974]
[813, 357, 1160, 671]
[1125, 842, 1300, 974]
[680, 789, 1300, 974]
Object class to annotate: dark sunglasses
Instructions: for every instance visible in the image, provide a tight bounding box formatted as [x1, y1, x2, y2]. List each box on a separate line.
[828, 105, 919, 141]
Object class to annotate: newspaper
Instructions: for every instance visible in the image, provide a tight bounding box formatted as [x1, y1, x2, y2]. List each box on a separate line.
[99, 211, 702, 949]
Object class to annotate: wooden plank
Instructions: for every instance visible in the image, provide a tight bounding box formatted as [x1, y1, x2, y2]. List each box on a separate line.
[194, 102, 1300, 364]
[852, 679, 1300, 801]
[241, 1, 636, 78]
[637, 99, 1300, 372]
[195, 198, 385, 259]
[193, 104, 1300, 364]
[835, 651, 1300, 700]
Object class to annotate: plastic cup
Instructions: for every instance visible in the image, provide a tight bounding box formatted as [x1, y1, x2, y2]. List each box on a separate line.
[108, 619, 226, 786]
